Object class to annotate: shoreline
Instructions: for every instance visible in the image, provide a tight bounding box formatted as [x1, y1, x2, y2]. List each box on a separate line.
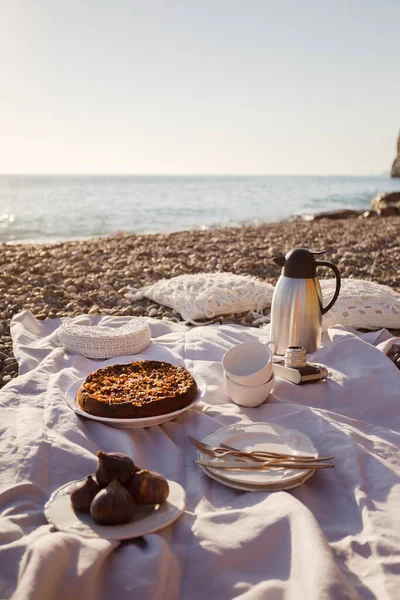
[0, 212, 379, 246]
[1, 175, 399, 246]
[0, 211, 350, 246]
[3, 189, 399, 247]
[1, 215, 400, 385]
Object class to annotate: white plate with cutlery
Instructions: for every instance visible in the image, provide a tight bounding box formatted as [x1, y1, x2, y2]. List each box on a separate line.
[198, 423, 319, 487]
[200, 462, 316, 492]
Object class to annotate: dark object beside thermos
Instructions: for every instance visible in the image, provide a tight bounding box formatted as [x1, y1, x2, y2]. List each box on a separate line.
[273, 346, 328, 384]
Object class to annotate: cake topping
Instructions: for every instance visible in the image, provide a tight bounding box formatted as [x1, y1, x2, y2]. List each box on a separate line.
[77, 360, 198, 418]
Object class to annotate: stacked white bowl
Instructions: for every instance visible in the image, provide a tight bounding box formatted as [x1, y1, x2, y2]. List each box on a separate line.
[222, 341, 276, 408]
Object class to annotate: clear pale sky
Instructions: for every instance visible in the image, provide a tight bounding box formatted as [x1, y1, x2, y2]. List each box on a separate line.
[1, 0, 399, 175]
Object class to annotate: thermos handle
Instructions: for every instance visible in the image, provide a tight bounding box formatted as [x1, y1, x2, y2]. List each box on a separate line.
[265, 340, 276, 356]
[315, 261, 341, 315]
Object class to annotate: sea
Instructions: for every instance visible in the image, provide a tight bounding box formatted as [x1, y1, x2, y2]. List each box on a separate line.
[0, 175, 399, 244]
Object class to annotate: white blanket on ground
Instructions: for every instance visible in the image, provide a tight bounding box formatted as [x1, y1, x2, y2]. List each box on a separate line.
[1, 311, 400, 600]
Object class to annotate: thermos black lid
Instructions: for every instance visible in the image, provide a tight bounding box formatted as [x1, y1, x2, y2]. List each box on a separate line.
[273, 248, 325, 279]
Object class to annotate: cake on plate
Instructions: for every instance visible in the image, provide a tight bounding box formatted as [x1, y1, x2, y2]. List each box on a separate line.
[77, 360, 198, 419]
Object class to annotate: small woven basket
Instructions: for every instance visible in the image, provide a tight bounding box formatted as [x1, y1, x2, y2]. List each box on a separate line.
[57, 318, 151, 359]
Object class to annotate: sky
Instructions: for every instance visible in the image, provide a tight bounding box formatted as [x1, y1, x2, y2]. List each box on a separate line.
[0, 0, 399, 175]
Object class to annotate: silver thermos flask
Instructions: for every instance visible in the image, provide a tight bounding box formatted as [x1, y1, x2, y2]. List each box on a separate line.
[270, 248, 341, 355]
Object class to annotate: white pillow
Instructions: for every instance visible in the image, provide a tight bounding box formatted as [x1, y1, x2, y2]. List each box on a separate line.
[126, 273, 274, 324]
[126, 273, 400, 330]
[321, 279, 400, 331]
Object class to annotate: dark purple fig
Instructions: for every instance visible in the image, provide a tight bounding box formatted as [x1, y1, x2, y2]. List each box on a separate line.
[95, 451, 136, 487]
[127, 470, 169, 505]
[70, 475, 101, 513]
[90, 480, 136, 525]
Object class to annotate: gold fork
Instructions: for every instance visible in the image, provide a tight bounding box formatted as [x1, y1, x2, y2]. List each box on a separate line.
[187, 436, 266, 462]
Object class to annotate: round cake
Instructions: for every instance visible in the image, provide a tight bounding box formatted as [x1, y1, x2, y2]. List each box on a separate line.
[77, 360, 198, 419]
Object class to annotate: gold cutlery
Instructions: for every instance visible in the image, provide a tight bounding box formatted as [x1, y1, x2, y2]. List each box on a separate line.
[188, 436, 266, 462]
[188, 436, 334, 463]
[220, 442, 334, 462]
[196, 459, 334, 470]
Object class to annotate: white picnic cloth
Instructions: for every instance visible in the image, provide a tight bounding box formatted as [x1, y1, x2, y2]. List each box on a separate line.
[1, 310, 400, 600]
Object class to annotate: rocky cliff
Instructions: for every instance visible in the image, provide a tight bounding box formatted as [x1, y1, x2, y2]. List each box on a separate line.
[391, 131, 400, 177]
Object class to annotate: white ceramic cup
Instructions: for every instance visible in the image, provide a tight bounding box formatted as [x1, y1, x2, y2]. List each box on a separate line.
[222, 341, 276, 386]
[225, 372, 275, 408]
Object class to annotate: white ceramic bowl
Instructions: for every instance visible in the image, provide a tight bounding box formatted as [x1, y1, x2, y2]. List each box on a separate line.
[225, 372, 275, 408]
[222, 341, 276, 386]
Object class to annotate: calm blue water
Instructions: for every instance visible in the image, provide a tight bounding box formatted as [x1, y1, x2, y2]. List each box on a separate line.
[0, 175, 399, 244]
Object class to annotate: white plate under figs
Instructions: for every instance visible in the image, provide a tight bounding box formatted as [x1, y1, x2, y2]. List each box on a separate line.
[44, 479, 185, 540]
[199, 423, 318, 487]
[65, 376, 206, 429]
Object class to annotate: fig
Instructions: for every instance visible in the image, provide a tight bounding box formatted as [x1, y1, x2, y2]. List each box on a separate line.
[70, 475, 101, 513]
[95, 451, 136, 487]
[90, 479, 136, 525]
[127, 470, 169, 505]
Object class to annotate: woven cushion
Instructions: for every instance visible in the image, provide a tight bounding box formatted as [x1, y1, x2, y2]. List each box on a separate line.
[127, 273, 274, 324]
[127, 274, 400, 331]
[321, 279, 400, 331]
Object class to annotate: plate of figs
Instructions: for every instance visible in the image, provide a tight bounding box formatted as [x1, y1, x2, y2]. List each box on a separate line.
[44, 451, 185, 540]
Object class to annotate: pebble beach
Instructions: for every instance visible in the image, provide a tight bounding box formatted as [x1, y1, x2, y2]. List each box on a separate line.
[1, 215, 400, 386]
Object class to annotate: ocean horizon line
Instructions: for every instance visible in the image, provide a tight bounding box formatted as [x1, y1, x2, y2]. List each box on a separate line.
[0, 173, 389, 178]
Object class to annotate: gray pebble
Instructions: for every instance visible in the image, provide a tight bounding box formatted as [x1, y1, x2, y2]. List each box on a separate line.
[122, 278, 138, 286]
[3, 357, 17, 366]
